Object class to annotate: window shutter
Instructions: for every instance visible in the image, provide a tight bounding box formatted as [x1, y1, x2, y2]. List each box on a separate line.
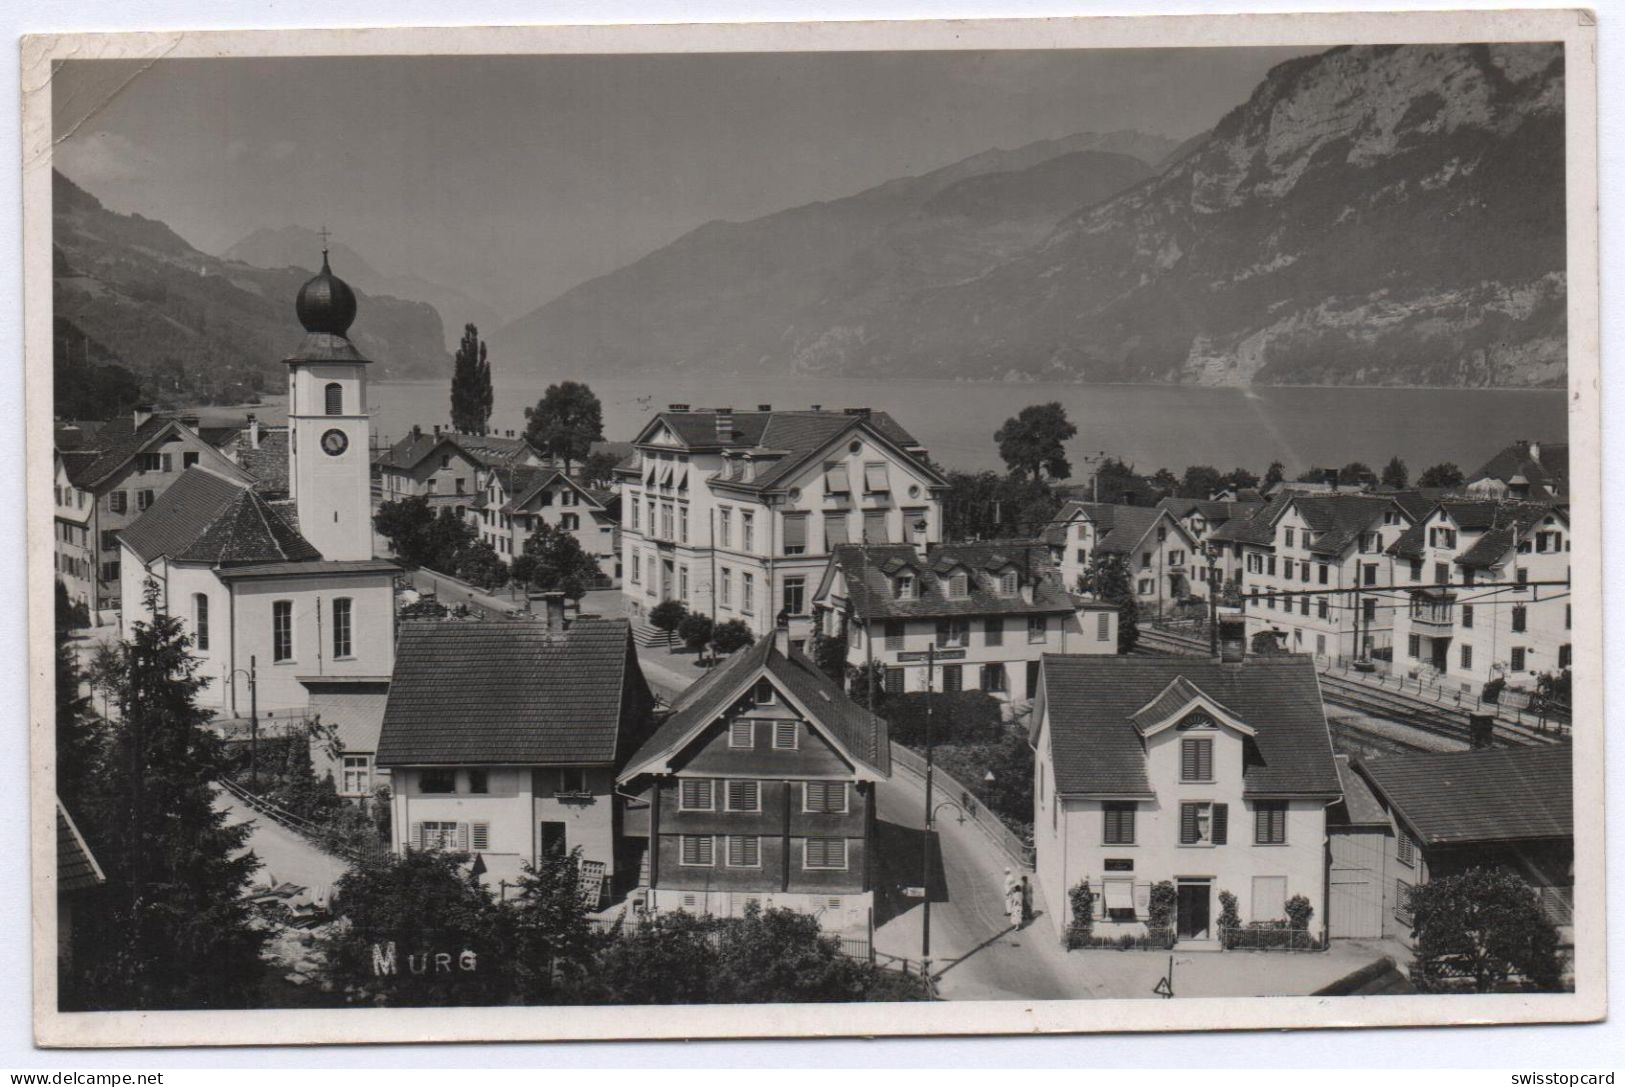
[1122, 804, 1135, 843]
[1255, 805, 1269, 845]
[1180, 803, 1197, 844]
[1181, 740, 1197, 781]
[1197, 739, 1213, 781]
[472, 823, 490, 851]
[823, 513, 849, 547]
[935, 619, 951, 644]
[411, 822, 423, 851]
[783, 513, 808, 551]
[1212, 803, 1228, 845]
[775, 721, 796, 748]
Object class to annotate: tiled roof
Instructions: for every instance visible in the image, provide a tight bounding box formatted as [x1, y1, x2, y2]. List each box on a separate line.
[1355, 746, 1571, 847]
[1208, 493, 1293, 547]
[375, 431, 538, 472]
[216, 559, 399, 581]
[236, 429, 290, 497]
[1040, 655, 1341, 799]
[639, 409, 940, 494]
[197, 425, 243, 450]
[1290, 494, 1398, 556]
[119, 467, 321, 565]
[1385, 499, 1565, 567]
[824, 542, 1073, 621]
[1157, 498, 1261, 526]
[55, 415, 172, 489]
[1042, 501, 1172, 555]
[1331, 754, 1389, 827]
[621, 636, 890, 779]
[57, 799, 105, 893]
[377, 619, 648, 766]
[1471, 440, 1569, 493]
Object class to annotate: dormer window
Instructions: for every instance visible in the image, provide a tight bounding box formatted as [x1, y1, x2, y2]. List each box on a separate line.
[895, 574, 915, 600]
[752, 678, 776, 705]
[998, 570, 1017, 596]
[948, 572, 968, 599]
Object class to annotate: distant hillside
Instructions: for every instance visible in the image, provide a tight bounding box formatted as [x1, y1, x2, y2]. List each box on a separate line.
[53, 172, 450, 409]
[491, 131, 1174, 375]
[223, 225, 506, 349]
[496, 45, 1566, 389]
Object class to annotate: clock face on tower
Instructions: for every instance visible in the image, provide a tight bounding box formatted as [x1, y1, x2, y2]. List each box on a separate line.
[320, 428, 349, 457]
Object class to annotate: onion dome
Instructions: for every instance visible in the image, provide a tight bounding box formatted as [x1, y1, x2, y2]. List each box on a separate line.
[295, 250, 358, 336]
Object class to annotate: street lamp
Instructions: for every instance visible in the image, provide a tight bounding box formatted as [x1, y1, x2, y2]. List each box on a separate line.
[227, 656, 259, 788]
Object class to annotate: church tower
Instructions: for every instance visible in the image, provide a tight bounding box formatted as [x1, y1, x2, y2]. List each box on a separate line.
[286, 247, 373, 561]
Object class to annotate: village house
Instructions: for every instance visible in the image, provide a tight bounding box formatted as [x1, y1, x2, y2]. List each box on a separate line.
[376, 615, 655, 895]
[373, 426, 544, 514]
[56, 798, 106, 982]
[616, 621, 890, 938]
[471, 464, 619, 582]
[1030, 644, 1342, 946]
[53, 412, 255, 620]
[1466, 439, 1568, 500]
[811, 540, 1117, 705]
[1385, 498, 1571, 693]
[1344, 745, 1573, 948]
[616, 404, 948, 648]
[1043, 501, 1203, 617]
[1213, 490, 1425, 661]
[115, 250, 400, 716]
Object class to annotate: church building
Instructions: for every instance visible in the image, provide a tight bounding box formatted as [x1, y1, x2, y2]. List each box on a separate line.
[117, 249, 400, 718]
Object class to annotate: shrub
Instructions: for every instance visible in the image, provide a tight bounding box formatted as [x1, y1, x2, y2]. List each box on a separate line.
[1481, 676, 1506, 705]
[648, 600, 688, 645]
[1065, 880, 1095, 949]
[1285, 894, 1314, 932]
[1409, 868, 1565, 993]
[710, 619, 756, 656]
[1218, 890, 1241, 934]
[677, 613, 714, 655]
[1148, 881, 1177, 930]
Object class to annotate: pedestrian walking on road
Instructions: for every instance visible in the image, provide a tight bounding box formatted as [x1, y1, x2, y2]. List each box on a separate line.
[1005, 870, 1025, 930]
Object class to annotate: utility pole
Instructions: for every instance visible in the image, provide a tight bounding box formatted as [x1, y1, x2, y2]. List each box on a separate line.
[921, 642, 936, 990]
[248, 655, 259, 789]
[1206, 546, 1220, 656]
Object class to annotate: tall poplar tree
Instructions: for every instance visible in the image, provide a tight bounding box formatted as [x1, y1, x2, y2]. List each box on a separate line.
[449, 323, 494, 435]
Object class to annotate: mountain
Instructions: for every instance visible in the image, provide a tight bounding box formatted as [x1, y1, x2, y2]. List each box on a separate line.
[490, 131, 1174, 375]
[498, 45, 1565, 389]
[223, 225, 506, 349]
[53, 172, 450, 407]
[848, 43, 1567, 388]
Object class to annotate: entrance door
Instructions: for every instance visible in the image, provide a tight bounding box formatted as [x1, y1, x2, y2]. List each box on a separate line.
[1176, 881, 1211, 940]
[661, 560, 674, 600]
[1430, 638, 1449, 673]
[539, 821, 567, 862]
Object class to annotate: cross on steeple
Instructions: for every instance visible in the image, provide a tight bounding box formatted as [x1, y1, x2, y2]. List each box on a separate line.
[317, 224, 332, 256]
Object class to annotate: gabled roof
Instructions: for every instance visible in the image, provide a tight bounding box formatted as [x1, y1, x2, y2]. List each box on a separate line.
[55, 414, 246, 492]
[377, 619, 649, 766]
[819, 542, 1075, 621]
[1157, 497, 1262, 527]
[634, 409, 944, 494]
[1042, 501, 1183, 556]
[118, 467, 322, 565]
[57, 799, 105, 894]
[1355, 746, 1572, 847]
[1038, 655, 1340, 799]
[1127, 675, 1253, 738]
[620, 636, 890, 780]
[1289, 494, 1404, 556]
[235, 429, 290, 497]
[1385, 499, 1565, 567]
[1208, 492, 1293, 547]
[1470, 440, 1569, 494]
[1331, 754, 1389, 827]
[374, 430, 540, 473]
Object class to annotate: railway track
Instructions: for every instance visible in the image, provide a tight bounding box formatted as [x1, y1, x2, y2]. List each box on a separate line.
[1134, 628, 1567, 750]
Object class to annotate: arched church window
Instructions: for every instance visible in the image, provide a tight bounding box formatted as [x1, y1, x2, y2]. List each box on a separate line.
[325, 382, 343, 416]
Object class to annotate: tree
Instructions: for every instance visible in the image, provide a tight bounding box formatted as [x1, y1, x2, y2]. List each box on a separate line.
[845, 661, 888, 711]
[1263, 460, 1286, 489]
[374, 496, 474, 573]
[320, 848, 510, 1006]
[520, 521, 603, 601]
[588, 910, 723, 1005]
[578, 450, 624, 489]
[69, 580, 266, 1010]
[524, 381, 604, 475]
[449, 323, 494, 436]
[1179, 465, 1224, 499]
[1151, 467, 1180, 495]
[454, 539, 509, 592]
[810, 630, 848, 683]
[710, 619, 756, 657]
[677, 613, 715, 657]
[648, 600, 688, 647]
[1066, 880, 1096, 949]
[1409, 868, 1564, 993]
[994, 402, 1076, 482]
[1340, 461, 1375, 487]
[1224, 467, 1260, 491]
[1381, 456, 1410, 489]
[1418, 462, 1466, 489]
[55, 591, 106, 812]
[508, 849, 604, 1003]
[1082, 553, 1139, 654]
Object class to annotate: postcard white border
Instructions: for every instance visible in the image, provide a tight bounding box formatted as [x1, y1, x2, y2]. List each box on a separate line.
[22, 7, 1604, 1048]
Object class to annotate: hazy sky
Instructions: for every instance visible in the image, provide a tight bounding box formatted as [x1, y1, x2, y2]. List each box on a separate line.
[54, 47, 1319, 321]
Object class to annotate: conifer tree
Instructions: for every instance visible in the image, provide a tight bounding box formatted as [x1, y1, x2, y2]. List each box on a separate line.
[71, 581, 266, 1010]
[449, 323, 494, 435]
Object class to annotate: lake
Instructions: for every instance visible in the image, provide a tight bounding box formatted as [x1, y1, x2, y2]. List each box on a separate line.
[208, 376, 1570, 479]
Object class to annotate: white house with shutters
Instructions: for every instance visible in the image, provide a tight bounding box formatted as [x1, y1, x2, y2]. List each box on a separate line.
[1031, 651, 1341, 946]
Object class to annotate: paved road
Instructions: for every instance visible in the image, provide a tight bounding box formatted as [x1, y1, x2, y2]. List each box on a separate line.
[872, 765, 1083, 1001]
[216, 788, 350, 903]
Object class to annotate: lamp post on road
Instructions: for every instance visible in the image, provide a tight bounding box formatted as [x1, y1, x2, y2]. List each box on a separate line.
[228, 656, 258, 788]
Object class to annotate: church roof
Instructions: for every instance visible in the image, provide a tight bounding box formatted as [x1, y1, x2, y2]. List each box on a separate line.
[119, 467, 322, 566]
[295, 250, 358, 336]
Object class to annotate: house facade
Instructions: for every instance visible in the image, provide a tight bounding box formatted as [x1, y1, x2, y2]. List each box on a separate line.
[1031, 651, 1342, 945]
[471, 465, 619, 582]
[1045, 501, 1203, 616]
[54, 413, 253, 619]
[616, 625, 890, 937]
[617, 405, 947, 646]
[377, 618, 655, 894]
[811, 541, 1116, 704]
[1466, 439, 1568, 500]
[1386, 499, 1571, 692]
[374, 427, 545, 513]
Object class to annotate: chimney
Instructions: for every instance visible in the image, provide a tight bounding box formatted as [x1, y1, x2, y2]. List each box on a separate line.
[911, 515, 930, 561]
[540, 591, 568, 632]
[1218, 615, 1246, 665]
[1528, 441, 1542, 464]
[132, 405, 152, 429]
[1019, 577, 1035, 605]
[810, 404, 822, 412]
[668, 403, 690, 412]
[411, 423, 422, 440]
[1468, 713, 1496, 749]
[715, 411, 734, 444]
[179, 414, 200, 429]
[773, 609, 791, 658]
[247, 413, 261, 450]
[757, 403, 773, 412]
[433, 424, 441, 437]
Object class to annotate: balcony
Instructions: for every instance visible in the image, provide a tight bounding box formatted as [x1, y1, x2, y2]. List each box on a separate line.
[1409, 591, 1456, 632]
